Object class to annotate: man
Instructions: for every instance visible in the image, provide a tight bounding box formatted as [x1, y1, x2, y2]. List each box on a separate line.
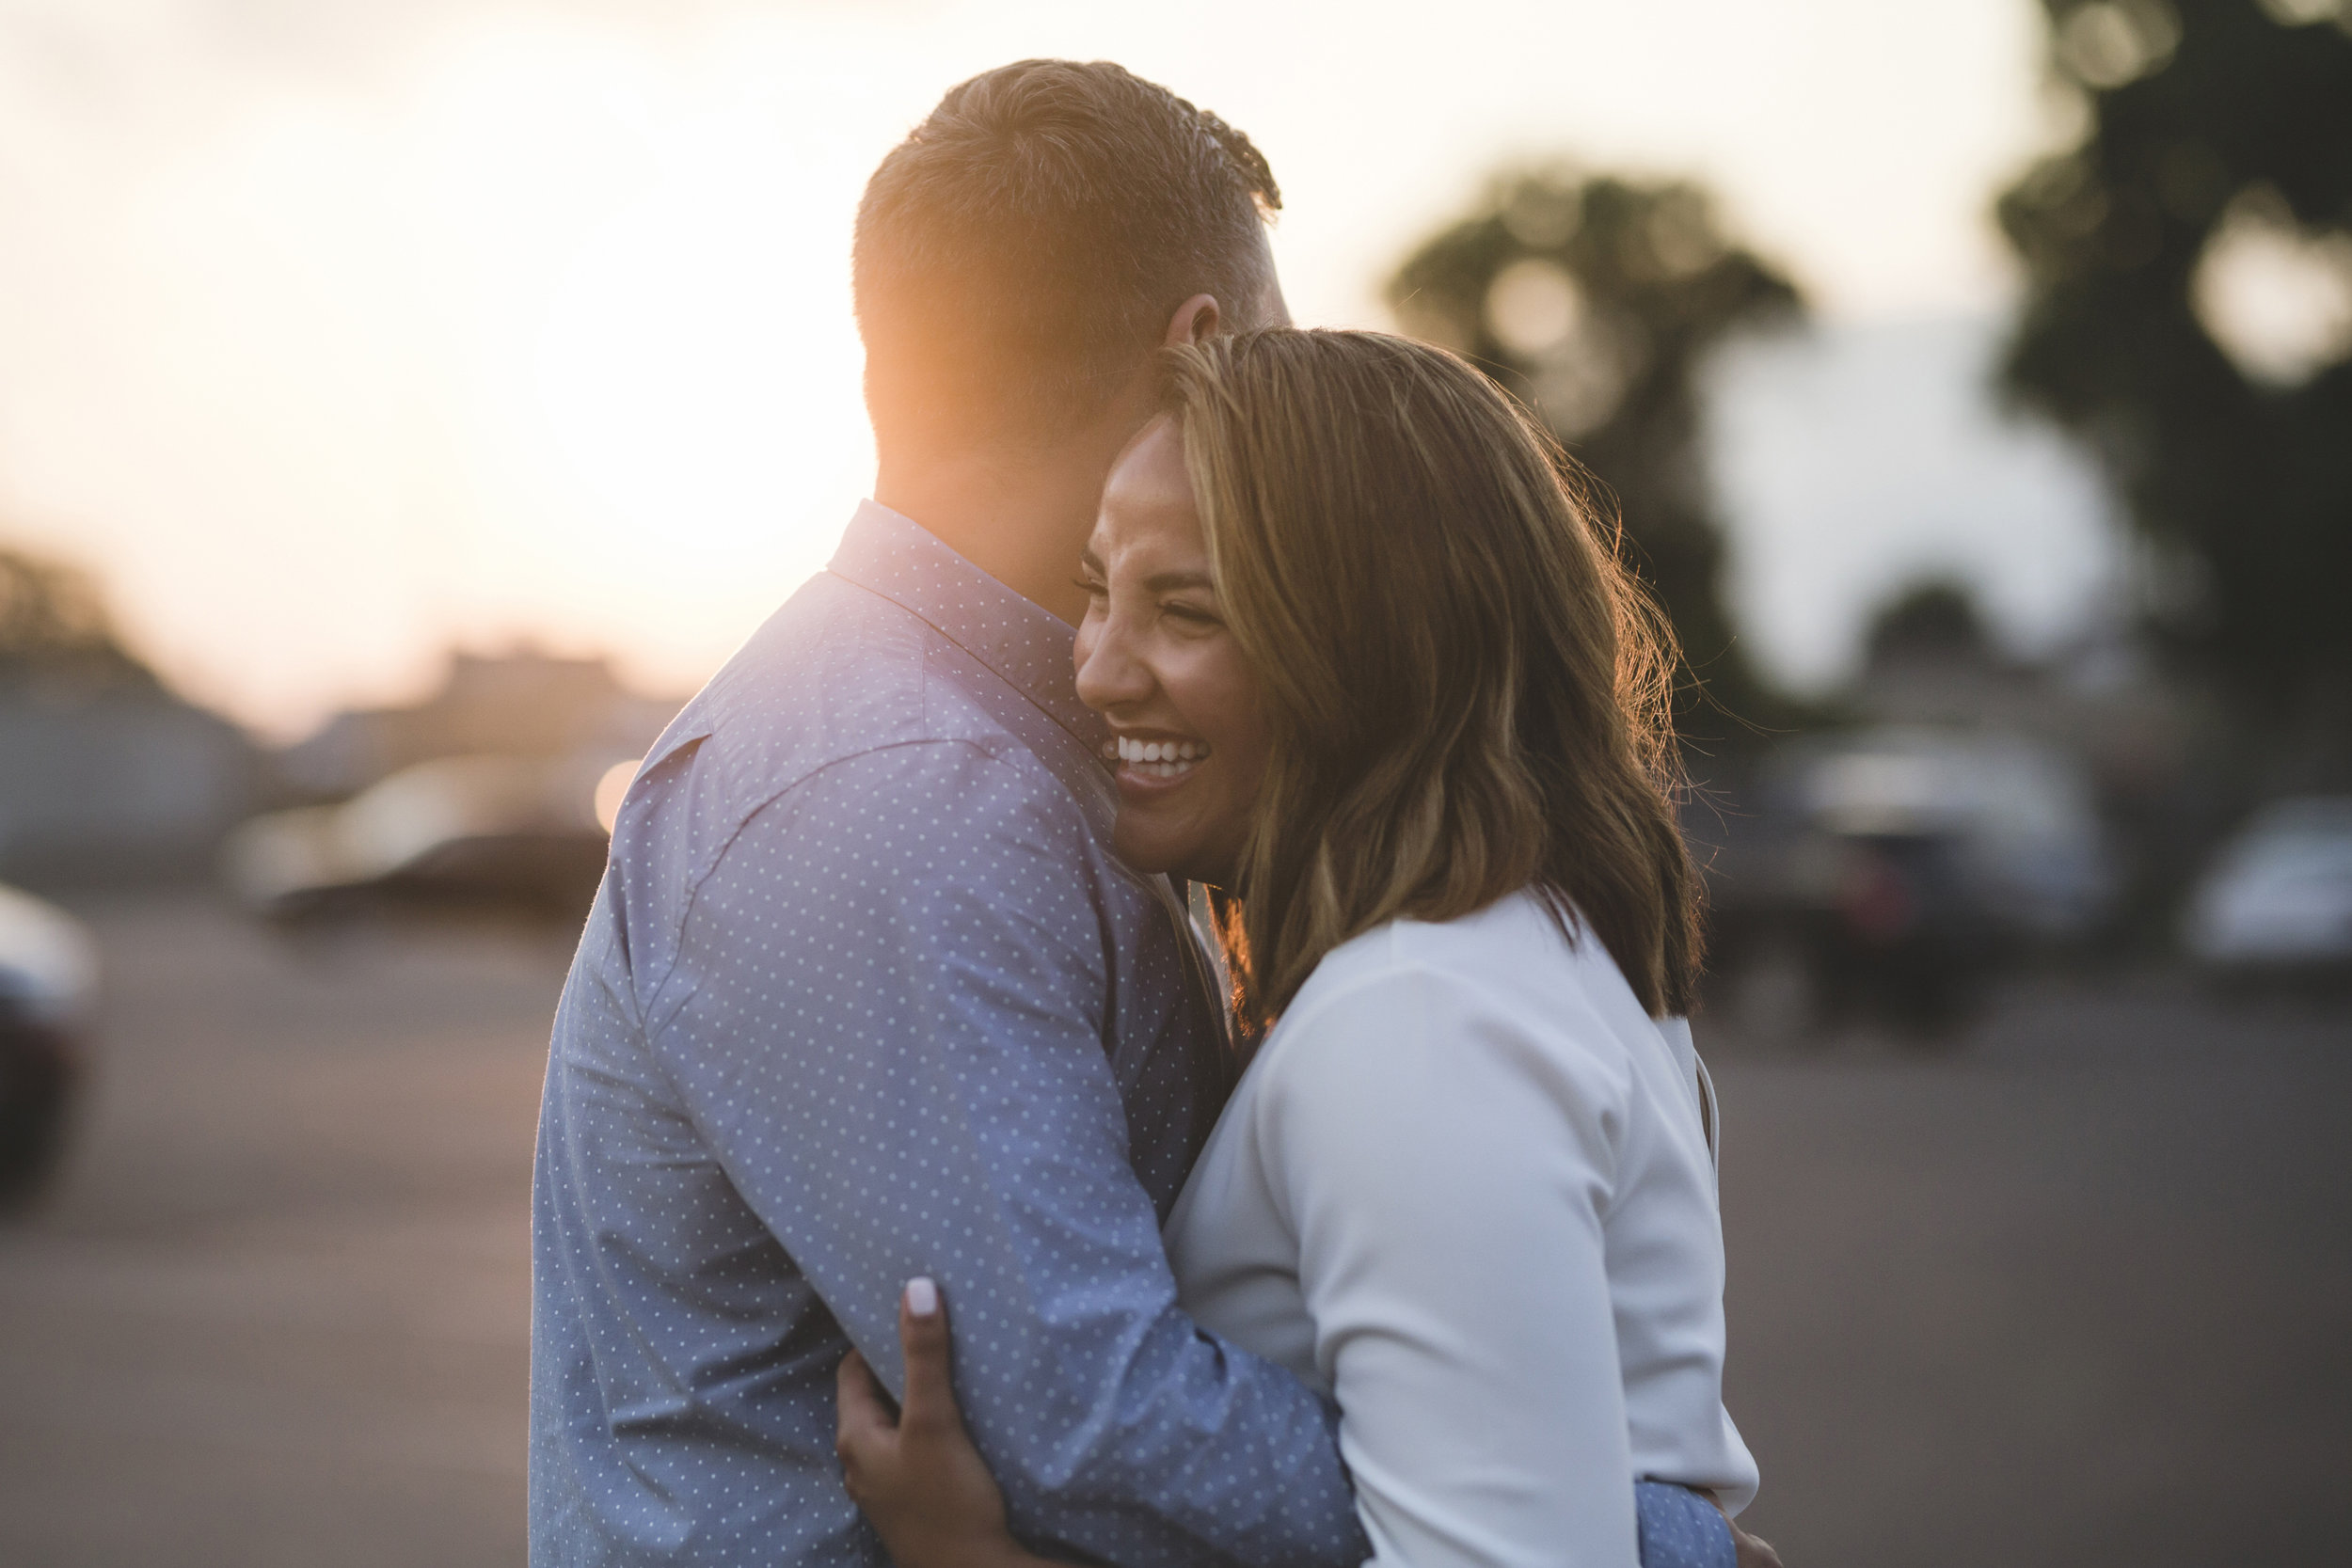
[530, 60, 1366, 1567]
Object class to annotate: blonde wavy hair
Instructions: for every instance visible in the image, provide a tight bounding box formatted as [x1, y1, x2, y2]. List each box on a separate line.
[1164, 328, 1702, 1025]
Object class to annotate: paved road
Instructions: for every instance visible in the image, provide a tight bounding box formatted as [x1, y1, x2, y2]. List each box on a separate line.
[1, 895, 2344, 1566]
[1710, 977, 2351, 1565]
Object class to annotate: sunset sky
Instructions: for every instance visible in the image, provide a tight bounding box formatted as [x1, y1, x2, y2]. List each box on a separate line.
[0, 0, 2115, 736]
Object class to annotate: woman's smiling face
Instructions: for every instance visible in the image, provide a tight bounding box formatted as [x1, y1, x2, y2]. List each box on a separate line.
[1073, 415, 1271, 887]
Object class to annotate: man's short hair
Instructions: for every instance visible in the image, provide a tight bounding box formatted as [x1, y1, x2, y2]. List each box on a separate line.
[853, 59, 1280, 446]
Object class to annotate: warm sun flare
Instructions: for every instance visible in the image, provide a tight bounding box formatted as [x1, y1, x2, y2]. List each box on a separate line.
[527, 109, 874, 580]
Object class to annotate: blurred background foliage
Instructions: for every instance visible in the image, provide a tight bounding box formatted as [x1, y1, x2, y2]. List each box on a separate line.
[1386, 172, 1804, 745]
[1370, 2, 2352, 1001]
[1999, 0, 2352, 776]
[1384, 0, 2352, 795]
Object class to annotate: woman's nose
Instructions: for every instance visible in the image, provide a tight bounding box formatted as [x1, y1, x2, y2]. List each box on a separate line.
[1075, 612, 1154, 714]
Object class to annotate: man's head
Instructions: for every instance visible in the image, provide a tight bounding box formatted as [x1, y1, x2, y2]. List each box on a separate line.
[853, 60, 1286, 455]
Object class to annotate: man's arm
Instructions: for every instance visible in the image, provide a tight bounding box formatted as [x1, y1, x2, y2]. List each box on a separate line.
[645, 740, 1367, 1568]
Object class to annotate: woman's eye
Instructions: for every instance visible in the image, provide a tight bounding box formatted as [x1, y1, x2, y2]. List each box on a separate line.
[1162, 601, 1219, 626]
[1073, 575, 1107, 598]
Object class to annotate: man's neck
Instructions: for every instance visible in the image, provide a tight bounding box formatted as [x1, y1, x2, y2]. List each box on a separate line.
[872, 440, 1119, 627]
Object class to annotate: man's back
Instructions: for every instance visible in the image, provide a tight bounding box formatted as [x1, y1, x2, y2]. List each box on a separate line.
[530, 504, 1364, 1566]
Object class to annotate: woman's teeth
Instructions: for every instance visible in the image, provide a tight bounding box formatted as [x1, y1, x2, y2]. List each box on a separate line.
[1102, 736, 1211, 779]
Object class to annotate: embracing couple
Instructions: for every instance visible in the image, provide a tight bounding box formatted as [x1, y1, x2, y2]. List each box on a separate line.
[532, 58, 1776, 1568]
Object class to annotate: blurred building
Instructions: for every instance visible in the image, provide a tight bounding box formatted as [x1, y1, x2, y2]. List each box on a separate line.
[276, 650, 682, 800]
[1847, 579, 2199, 821]
[0, 672, 253, 885]
[0, 548, 254, 885]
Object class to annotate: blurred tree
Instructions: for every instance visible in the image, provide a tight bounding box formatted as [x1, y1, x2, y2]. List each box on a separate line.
[0, 546, 152, 689]
[1999, 1, 2352, 761]
[1387, 169, 1803, 743]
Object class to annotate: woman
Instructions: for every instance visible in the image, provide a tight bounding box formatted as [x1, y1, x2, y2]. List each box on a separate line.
[837, 329, 1772, 1567]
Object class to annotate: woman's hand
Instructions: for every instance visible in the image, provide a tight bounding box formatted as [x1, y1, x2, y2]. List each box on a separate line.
[1703, 1493, 1786, 1568]
[835, 1277, 1052, 1568]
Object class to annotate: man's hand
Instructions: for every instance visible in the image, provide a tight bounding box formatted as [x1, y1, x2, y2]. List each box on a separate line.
[835, 1278, 1047, 1568]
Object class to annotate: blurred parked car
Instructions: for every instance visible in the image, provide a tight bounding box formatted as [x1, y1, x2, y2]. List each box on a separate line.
[0, 882, 97, 1208]
[1705, 726, 2116, 1036]
[2183, 797, 2352, 983]
[224, 752, 635, 927]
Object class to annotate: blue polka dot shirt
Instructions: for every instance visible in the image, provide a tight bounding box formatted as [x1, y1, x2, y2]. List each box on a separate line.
[529, 502, 1368, 1566]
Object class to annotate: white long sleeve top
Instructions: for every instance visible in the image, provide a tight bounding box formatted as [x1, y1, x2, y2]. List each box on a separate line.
[1165, 888, 1758, 1568]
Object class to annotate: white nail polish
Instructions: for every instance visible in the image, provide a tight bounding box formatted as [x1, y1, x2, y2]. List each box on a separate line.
[905, 1276, 939, 1318]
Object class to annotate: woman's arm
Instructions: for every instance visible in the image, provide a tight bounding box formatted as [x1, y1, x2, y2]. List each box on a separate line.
[1263, 965, 1642, 1566]
[835, 1280, 1066, 1568]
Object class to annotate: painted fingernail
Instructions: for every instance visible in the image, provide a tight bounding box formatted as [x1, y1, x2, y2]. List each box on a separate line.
[905, 1276, 939, 1318]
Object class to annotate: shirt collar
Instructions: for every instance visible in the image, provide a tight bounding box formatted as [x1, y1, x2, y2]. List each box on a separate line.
[827, 499, 1105, 750]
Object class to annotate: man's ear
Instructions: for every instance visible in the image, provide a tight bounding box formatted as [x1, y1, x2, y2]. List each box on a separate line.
[1163, 293, 1220, 347]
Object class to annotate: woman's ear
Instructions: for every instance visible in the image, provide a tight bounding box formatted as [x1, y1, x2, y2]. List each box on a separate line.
[1164, 293, 1221, 347]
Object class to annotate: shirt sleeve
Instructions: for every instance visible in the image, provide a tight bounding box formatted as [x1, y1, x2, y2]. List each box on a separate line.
[1258, 959, 1641, 1568]
[644, 740, 1368, 1568]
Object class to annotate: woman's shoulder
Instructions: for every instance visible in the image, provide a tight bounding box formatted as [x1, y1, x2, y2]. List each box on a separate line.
[1265, 888, 1654, 1088]
[1291, 881, 1511, 967]
[1241, 890, 1680, 1200]
[1290, 887, 1630, 1010]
